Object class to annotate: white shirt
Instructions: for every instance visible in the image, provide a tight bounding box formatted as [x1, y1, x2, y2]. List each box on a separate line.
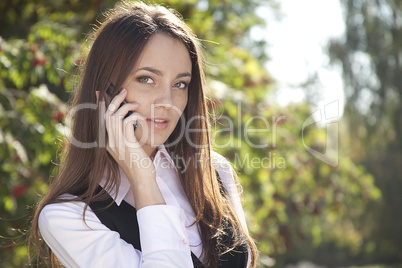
[39, 145, 248, 268]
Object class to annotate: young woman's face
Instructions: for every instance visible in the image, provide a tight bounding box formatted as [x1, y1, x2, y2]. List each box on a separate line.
[122, 33, 192, 153]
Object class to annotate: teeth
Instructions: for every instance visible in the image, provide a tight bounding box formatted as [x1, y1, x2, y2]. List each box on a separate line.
[151, 119, 166, 123]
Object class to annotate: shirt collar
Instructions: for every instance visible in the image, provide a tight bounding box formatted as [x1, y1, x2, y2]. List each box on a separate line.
[154, 144, 176, 169]
[99, 144, 176, 206]
[99, 166, 131, 206]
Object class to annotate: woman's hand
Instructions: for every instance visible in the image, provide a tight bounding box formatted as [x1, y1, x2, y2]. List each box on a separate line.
[103, 88, 165, 209]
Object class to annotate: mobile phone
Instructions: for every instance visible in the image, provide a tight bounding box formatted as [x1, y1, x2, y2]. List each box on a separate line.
[105, 83, 138, 131]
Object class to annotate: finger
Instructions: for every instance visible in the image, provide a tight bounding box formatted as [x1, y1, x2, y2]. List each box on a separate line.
[123, 113, 147, 141]
[123, 113, 146, 125]
[105, 103, 140, 145]
[105, 88, 127, 116]
[113, 102, 140, 118]
[105, 115, 120, 149]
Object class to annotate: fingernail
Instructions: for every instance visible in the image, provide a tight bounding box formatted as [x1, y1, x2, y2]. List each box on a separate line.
[119, 88, 126, 94]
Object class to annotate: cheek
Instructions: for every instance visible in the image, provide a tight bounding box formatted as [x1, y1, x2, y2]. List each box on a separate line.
[176, 93, 188, 112]
[125, 89, 147, 105]
[169, 97, 187, 126]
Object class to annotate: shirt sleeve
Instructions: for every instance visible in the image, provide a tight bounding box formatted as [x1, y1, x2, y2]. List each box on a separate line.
[38, 198, 194, 268]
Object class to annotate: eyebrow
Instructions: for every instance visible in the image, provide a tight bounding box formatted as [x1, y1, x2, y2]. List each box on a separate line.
[137, 67, 191, 79]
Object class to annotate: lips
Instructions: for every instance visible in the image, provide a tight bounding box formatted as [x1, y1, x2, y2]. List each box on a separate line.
[149, 118, 168, 123]
[146, 117, 169, 129]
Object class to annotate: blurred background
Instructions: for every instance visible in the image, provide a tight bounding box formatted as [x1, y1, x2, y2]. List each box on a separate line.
[0, 0, 401, 267]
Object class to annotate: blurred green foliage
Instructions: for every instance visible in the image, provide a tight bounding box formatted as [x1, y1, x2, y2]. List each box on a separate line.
[0, 0, 395, 267]
[328, 0, 402, 265]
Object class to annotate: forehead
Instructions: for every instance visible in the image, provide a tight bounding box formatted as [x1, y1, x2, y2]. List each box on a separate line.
[135, 33, 192, 73]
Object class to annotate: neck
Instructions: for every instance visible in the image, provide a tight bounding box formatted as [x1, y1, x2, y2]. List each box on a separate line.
[141, 144, 158, 160]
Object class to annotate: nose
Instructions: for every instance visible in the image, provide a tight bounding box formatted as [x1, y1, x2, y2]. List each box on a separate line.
[153, 84, 174, 109]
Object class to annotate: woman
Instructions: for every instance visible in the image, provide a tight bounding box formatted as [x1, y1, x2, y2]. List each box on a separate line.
[30, 1, 258, 267]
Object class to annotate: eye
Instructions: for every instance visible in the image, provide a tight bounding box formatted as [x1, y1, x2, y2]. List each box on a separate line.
[137, 76, 154, 84]
[174, 81, 188, 90]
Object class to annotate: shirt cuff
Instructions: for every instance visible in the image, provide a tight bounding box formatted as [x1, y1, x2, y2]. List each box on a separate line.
[137, 205, 191, 255]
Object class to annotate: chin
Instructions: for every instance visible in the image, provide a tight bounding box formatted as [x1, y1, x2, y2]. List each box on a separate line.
[142, 136, 169, 148]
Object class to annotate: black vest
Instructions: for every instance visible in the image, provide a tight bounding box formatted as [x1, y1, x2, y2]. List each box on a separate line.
[84, 182, 248, 268]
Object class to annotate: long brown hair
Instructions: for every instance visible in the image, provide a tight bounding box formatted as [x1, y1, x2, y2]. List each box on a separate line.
[30, 1, 258, 267]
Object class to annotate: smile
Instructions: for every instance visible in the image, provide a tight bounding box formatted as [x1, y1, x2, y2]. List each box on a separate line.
[146, 118, 169, 129]
[150, 119, 167, 123]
